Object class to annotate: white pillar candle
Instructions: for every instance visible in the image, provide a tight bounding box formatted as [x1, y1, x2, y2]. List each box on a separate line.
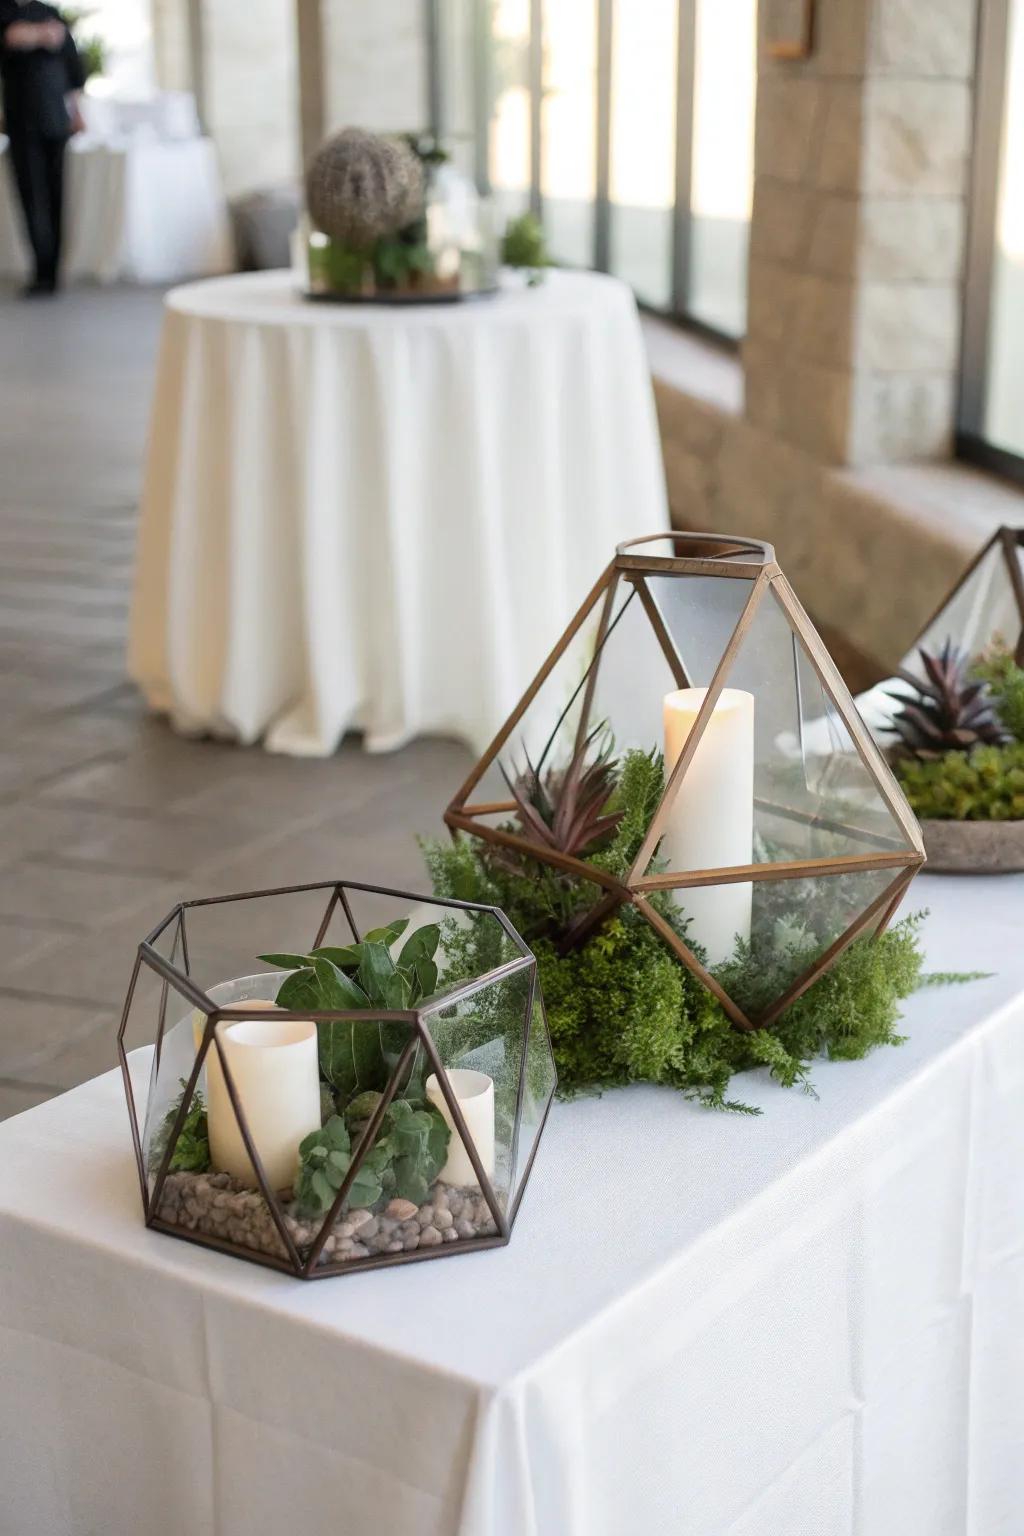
[206, 1009, 321, 1193]
[425, 1069, 495, 1188]
[662, 686, 755, 967]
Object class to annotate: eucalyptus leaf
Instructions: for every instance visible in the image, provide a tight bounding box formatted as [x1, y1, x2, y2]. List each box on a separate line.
[397, 923, 441, 969]
[364, 918, 410, 946]
[310, 945, 361, 971]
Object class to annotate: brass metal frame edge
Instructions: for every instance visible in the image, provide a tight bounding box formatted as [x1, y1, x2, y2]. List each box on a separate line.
[634, 893, 755, 1032]
[633, 849, 921, 893]
[756, 866, 917, 1030]
[447, 559, 617, 813]
[445, 811, 630, 896]
[628, 573, 690, 688]
[303, 1035, 419, 1274]
[769, 574, 925, 856]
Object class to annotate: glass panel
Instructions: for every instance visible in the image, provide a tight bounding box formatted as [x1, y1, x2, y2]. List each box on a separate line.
[490, 0, 532, 223]
[608, 0, 677, 308]
[540, 0, 597, 266]
[666, 866, 903, 1010]
[511, 992, 557, 1204]
[981, 0, 1024, 457]
[643, 573, 755, 687]
[179, 886, 338, 998]
[899, 539, 1022, 676]
[688, 0, 756, 335]
[649, 586, 914, 961]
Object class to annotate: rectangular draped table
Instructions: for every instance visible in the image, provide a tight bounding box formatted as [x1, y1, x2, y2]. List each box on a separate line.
[1, 872, 1022, 1536]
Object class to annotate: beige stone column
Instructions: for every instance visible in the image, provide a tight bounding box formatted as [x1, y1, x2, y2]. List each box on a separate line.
[744, 0, 977, 466]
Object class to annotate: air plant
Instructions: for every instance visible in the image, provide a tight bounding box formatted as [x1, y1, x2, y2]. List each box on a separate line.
[502, 722, 624, 860]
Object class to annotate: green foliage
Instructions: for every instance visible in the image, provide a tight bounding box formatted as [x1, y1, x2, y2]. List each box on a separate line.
[153, 1080, 210, 1173]
[894, 742, 1024, 820]
[293, 1100, 450, 1216]
[501, 212, 549, 281]
[973, 648, 1024, 741]
[423, 824, 946, 1113]
[261, 919, 441, 1098]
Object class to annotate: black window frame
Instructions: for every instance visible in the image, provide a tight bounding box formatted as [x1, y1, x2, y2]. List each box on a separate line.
[425, 0, 750, 349]
[958, 0, 1024, 485]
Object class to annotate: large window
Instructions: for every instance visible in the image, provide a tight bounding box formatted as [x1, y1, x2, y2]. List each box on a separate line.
[961, 0, 1024, 475]
[430, 0, 757, 340]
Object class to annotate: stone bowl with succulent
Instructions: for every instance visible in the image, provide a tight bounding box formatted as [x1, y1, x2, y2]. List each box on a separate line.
[882, 639, 1024, 872]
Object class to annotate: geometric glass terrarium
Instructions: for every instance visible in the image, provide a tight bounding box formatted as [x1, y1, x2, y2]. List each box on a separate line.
[446, 533, 925, 1034]
[898, 526, 1024, 675]
[118, 880, 555, 1279]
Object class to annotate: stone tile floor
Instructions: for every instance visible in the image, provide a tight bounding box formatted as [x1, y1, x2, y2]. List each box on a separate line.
[0, 282, 470, 1119]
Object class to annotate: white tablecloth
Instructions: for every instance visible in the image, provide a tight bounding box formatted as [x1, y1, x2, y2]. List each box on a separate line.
[0, 134, 233, 284]
[128, 269, 669, 756]
[1, 874, 1023, 1535]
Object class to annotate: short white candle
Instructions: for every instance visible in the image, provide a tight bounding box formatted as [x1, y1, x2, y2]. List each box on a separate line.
[425, 1069, 495, 1188]
[662, 686, 755, 967]
[206, 1008, 321, 1192]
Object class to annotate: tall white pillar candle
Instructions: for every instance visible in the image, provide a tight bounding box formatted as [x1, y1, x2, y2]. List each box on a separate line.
[662, 686, 755, 967]
[207, 1011, 321, 1192]
[425, 1069, 495, 1188]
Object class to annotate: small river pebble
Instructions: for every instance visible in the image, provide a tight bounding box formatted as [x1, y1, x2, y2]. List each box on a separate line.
[156, 1173, 503, 1267]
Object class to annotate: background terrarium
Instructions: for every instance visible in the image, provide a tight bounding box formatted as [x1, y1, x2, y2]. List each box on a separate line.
[301, 128, 500, 302]
[858, 527, 1024, 871]
[426, 532, 933, 1110]
[119, 881, 555, 1278]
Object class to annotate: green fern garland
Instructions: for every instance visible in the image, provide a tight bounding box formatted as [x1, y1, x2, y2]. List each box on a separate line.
[423, 749, 969, 1113]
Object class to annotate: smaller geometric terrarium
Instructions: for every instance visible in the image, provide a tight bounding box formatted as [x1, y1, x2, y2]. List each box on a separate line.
[862, 526, 1024, 872]
[117, 881, 555, 1278]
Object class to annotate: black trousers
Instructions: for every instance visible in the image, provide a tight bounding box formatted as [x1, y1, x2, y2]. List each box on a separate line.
[6, 129, 67, 287]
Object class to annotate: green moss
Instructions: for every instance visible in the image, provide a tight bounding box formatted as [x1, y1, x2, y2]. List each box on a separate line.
[895, 742, 1024, 820]
[423, 830, 934, 1113]
[973, 649, 1024, 741]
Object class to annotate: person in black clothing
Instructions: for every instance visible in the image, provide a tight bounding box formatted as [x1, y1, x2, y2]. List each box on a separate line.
[0, 0, 85, 295]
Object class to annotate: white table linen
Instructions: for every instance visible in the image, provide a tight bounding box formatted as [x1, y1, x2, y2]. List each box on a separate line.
[1, 874, 1022, 1536]
[128, 269, 670, 757]
[0, 134, 233, 284]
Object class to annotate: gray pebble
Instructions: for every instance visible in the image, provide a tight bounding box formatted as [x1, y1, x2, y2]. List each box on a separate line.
[419, 1227, 442, 1247]
[417, 1205, 434, 1228]
[433, 1207, 454, 1230]
[386, 1241, 404, 1254]
[348, 1242, 370, 1259]
[403, 1234, 420, 1251]
[455, 1218, 476, 1239]
[442, 1228, 458, 1243]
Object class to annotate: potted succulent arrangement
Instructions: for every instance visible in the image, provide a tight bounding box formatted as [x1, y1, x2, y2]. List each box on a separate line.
[871, 527, 1024, 872]
[425, 533, 980, 1112]
[121, 883, 556, 1278]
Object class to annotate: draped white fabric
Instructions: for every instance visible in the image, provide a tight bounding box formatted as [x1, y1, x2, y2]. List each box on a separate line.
[1, 875, 1022, 1535]
[0, 135, 233, 284]
[128, 270, 669, 757]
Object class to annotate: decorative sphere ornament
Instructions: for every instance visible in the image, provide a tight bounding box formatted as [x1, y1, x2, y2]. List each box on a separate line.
[306, 128, 424, 250]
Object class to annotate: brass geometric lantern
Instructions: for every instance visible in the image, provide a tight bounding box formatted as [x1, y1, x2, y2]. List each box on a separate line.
[118, 879, 556, 1279]
[446, 533, 925, 1034]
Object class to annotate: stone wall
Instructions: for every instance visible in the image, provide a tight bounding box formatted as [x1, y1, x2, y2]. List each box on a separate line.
[650, 333, 1023, 676]
[745, 0, 977, 466]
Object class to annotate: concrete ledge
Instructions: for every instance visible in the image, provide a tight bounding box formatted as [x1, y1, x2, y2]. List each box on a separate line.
[642, 315, 1024, 676]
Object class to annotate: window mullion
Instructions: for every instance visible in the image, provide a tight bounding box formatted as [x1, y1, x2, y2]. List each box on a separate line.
[672, 0, 697, 318]
[959, 0, 1011, 438]
[595, 0, 613, 272]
